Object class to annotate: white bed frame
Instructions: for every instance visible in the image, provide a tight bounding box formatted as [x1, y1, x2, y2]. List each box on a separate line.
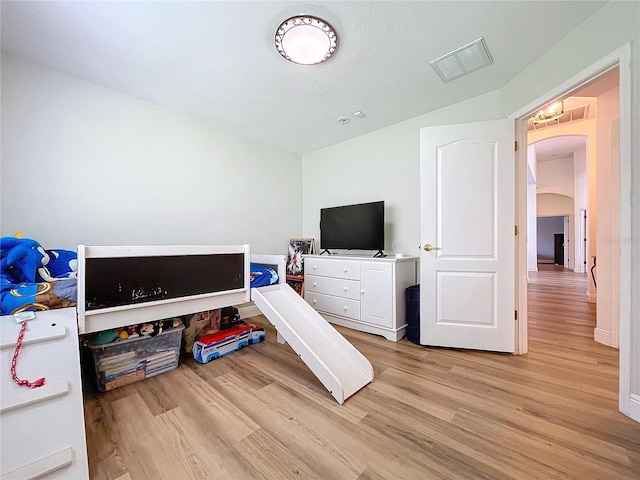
[76, 244, 289, 335]
[239, 253, 287, 320]
[0, 244, 366, 480]
[0, 245, 287, 479]
[249, 253, 287, 287]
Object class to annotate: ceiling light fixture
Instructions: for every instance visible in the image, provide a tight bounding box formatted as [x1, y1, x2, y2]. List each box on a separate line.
[532, 101, 564, 124]
[275, 15, 337, 65]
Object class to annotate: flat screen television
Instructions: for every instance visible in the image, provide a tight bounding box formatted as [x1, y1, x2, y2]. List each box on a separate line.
[320, 201, 385, 257]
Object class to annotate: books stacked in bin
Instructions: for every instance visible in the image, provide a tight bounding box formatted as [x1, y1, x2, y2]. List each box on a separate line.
[89, 321, 184, 391]
[96, 350, 145, 391]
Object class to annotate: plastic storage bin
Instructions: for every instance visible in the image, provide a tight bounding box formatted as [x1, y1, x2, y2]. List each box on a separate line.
[405, 284, 420, 344]
[88, 322, 184, 391]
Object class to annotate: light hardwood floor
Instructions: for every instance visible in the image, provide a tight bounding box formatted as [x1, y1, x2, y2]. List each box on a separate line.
[83, 270, 639, 479]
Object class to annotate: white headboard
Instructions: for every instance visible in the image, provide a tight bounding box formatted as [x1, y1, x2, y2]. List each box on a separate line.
[250, 253, 287, 285]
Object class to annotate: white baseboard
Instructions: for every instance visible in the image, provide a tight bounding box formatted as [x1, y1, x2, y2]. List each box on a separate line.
[594, 327, 612, 346]
[626, 394, 640, 423]
[528, 266, 538, 272]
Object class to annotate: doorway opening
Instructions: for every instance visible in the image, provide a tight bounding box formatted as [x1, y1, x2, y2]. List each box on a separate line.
[526, 65, 619, 341]
[514, 43, 635, 421]
[536, 215, 567, 267]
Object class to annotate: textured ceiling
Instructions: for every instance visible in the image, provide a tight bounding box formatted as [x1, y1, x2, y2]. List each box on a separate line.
[0, 1, 607, 155]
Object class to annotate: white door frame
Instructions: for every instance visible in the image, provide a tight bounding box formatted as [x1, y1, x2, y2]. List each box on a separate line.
[579, 208, 587, 274]
[511, 43, 636, 420]
[563, 215, 570, 270]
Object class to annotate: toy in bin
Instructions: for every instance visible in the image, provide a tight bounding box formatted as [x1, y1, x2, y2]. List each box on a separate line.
[193, 322, 265, 364]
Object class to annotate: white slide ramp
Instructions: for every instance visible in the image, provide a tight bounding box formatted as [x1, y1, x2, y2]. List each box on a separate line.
[251, 284, 373, 404]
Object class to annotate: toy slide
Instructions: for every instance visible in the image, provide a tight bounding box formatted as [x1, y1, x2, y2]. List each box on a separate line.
[251, 284, 374, 404]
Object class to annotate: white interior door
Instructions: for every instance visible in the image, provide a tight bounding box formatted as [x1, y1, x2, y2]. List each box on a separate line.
[420, 119, 515, 352]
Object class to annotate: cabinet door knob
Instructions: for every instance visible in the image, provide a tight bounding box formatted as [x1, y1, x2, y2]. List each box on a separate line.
[343, 287, 348, 292]
[313, 265, 317, 270]
[313, 282, 317, 287]
[343, 306, 348, 311]
[312, 299, 317, 304]
[361, 289, 365, 295]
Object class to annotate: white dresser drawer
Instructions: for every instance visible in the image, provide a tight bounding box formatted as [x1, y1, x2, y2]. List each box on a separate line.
[305, 275, 361, 300]
[305, 292, 360, 321]
[305, 257, 360, 280]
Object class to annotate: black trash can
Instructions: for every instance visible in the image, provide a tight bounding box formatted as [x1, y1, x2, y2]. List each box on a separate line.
[405, 284, 420, 344]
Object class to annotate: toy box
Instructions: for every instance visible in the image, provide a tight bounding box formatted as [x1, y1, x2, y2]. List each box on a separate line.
[88, 321, 184, 391]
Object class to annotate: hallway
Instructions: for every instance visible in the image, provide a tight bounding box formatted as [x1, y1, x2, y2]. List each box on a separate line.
[528, 267, 599, 346]
[526, 268, 639, 475]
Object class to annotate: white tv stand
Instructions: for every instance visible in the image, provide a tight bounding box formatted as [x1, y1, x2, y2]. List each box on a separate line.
[303, 254, 417, 341]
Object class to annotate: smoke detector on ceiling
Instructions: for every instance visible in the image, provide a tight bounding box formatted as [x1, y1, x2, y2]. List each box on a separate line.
[429, 37, 493, 82]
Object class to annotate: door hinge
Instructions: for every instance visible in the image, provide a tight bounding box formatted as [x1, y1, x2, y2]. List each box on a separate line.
[514, 140, 518, 151]
[515, 225, 519, 236]
[515, 309, 518, 321]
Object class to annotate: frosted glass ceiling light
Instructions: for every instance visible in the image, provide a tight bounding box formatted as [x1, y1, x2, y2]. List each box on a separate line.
[275, 16, 337, 65]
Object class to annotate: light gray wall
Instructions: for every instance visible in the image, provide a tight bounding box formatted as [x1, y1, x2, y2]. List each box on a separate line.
[302, 90, 503, 256]
[0, 54, 302, 254]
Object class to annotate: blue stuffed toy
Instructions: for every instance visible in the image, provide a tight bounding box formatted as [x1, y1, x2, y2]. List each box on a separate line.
[0, 237, 78, 315]
[41, 248, 78, 281]
[0, 237, 51, 283]
[0, 237, 78, 283]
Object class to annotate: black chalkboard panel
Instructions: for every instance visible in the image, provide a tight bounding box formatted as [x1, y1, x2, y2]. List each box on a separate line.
[85, 253, 245, 310]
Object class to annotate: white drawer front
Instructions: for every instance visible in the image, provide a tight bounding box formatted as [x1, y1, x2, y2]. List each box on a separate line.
[305, 275, 360, 300]
[305, 258, 360, 280]
[305, 292, 360, 321]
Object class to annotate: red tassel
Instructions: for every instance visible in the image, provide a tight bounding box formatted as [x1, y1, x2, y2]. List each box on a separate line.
[10, 320, 47, 389]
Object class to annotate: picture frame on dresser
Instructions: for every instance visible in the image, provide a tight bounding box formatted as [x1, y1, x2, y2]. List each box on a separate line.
[286, 238, 315, 296]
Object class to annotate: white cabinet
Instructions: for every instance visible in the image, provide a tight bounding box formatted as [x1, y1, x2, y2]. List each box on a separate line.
[0, 308, 89, 479]
[304, 255, 417, 341]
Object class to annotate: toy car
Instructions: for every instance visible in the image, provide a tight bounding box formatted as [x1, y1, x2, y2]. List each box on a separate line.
[192, 322, 265, 364]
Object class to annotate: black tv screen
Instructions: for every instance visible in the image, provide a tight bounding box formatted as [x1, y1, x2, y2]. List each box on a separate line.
[320, 201, 385, 253]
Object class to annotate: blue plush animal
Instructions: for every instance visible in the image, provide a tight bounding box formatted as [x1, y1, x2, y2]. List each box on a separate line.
[42, 249, 78, 280]
[0, 237, 51, 283]
[1, 237, 78, 315]
[0, 237, 78, 284]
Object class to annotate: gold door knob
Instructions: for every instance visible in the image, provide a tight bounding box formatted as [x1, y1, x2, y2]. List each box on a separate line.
[423, 243, 441, 252]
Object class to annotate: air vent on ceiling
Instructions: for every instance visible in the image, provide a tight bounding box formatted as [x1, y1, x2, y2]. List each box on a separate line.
[429, 37, 493, 82]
